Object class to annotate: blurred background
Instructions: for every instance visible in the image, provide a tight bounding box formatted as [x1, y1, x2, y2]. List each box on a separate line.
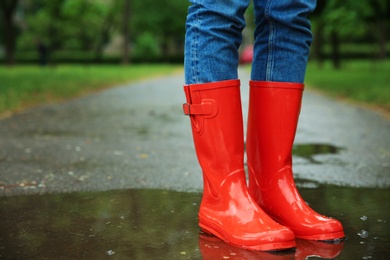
[0, 0, 389, 115]
[0, 0, 189, 64]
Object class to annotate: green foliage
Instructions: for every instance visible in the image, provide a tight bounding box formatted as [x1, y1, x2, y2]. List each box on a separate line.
[132, 32, 161, 60]
[130, 0, 189, 37]
[17, 0, 112, 51]
[6, 0, 190, 63]
[321, 0, 366, 39]
[315, 0, 389, 40]
[310, 0, 390, 68]
[2, 0, 389, 65]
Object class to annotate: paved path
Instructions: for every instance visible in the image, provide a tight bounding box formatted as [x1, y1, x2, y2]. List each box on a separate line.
[1, 70, 389, 196]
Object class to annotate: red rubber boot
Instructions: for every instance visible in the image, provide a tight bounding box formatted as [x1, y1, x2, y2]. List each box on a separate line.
[183, 80, 295, 251]
[246, 80, 345, 241]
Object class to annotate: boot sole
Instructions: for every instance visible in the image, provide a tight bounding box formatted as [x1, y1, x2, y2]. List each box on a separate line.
[200, 224, 296, 251]
[295, 231, 346, 242]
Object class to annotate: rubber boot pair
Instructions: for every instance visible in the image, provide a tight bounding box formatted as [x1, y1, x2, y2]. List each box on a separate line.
[183, 79, 344, 251]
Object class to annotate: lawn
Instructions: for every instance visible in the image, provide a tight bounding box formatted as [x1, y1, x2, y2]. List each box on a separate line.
[0, 64, 182, 116]
[305, 60, 390, 112]
[1, 60, 389, 117]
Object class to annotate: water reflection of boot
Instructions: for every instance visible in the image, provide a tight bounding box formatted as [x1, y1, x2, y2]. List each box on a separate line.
[199, 232, 295, 260]
[295, 239, 344, 260]
[183, 80, 295, 251]
[246, 81, 345, 241]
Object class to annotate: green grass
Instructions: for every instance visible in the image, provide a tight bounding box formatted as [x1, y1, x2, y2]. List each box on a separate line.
[2, 60, 389, 117]
[0, 64, 182, 115]
[305, 60, 390, 112]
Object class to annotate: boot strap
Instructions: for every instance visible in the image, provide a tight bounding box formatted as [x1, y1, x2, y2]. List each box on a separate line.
[182, 102, 214, 116]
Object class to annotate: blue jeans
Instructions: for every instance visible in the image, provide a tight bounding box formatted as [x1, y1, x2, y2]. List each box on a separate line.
[184, 0, 316, 84]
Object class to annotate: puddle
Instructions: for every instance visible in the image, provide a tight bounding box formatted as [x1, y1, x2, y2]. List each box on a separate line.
[0, 186, 389, 259]
[293, 143, 344, 164]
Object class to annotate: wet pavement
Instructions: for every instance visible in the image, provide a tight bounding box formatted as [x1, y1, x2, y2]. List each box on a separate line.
[1, 69, 390, 259]
[1, 187, 389, 259]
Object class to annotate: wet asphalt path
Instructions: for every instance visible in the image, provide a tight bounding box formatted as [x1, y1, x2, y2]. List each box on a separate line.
[0, 69, 389, 196]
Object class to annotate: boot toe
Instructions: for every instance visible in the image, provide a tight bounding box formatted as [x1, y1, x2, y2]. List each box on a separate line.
[294, 218, 345, 241]
[200, 219, 296, 251]
[231, 227, 296, 251]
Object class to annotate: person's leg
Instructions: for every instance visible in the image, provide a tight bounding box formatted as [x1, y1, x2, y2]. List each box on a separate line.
[247, 0, 345, 241]
[251, 0, 315, 83]
[183, 0, 296, 250]
[184, 0, 248, 84]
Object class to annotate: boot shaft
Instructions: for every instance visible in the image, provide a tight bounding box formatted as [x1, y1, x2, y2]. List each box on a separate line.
[183, 80, 245, 178]
[246, 80, 304, 180]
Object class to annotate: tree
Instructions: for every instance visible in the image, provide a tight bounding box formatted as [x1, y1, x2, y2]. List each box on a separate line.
[93, 0, 120, 62]
[130, 0, 188, 61]
[17, 0, 116, 63]
[122, 0, 131, 64]
[320, 0, 368, 68]
[312, 0, 390, 68]
[0, 0, 19, 65]
[364, 0, 389, 59]
[2, 0, 190, 64]
[61, 0, 117, 61]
